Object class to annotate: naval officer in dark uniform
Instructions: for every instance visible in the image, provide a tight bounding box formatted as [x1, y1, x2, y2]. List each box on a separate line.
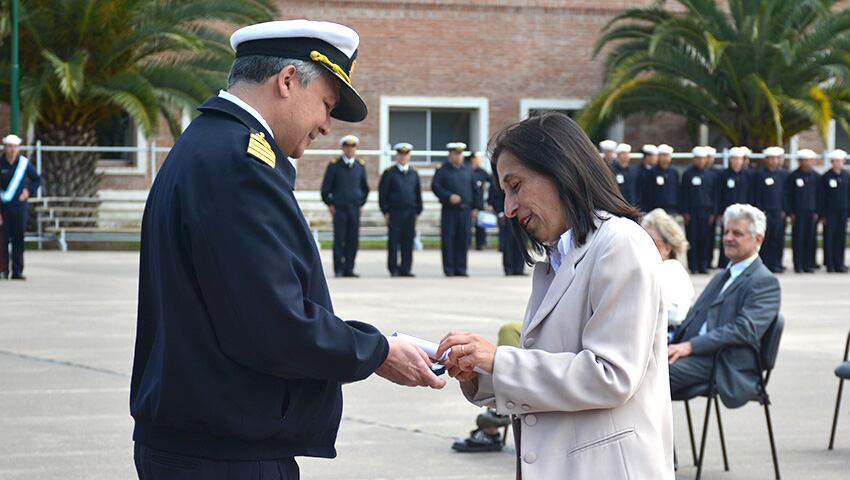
[786, 149, 820, 273]
[432, 142, 482, 276]
[470, 152, 491, 250]
[646, 143, 679, 214]
[820, 149, 850, 272]
[379, 143, 422, 277]
[716, 147, 753, 267]
[752, 146, 789, 273]
[636, 144, 658, 211]
[130, 20, 444, 480]
[321, 134, 369, 277]
[488, 181, 525, 275]
[611, 143, 639, 206]
[0, 134, 40, 280]
[680, 146, 718, 273]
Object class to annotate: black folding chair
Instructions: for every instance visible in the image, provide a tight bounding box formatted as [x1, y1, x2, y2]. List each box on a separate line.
[672, 313, 784, 480]
[829, 329, 850, 450]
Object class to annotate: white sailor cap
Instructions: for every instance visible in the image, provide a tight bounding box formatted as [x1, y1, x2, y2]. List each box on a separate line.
[728, 147, 746, 157]
[616, 143, 632, 153]
[691, 146, 707, 157]
[738, 146, 752, 156]
[705, 146, 717, 156]
[340, 135, 359, 146]
[796, 149, 817, 160]
[829, 149, 848, 161]
[657, 144, 674, 154]
[393, 143, 413, 154]
[447, 142, 467, 152]
[230, 20, 366, 122]
[599, 139, 618, 152]
[763, 146, 785, 157]
[2, 134, 22, 145]
[642, 144, 659, 155]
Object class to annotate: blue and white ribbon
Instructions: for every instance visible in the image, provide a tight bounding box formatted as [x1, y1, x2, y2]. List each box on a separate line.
[1, 155, 29, 203]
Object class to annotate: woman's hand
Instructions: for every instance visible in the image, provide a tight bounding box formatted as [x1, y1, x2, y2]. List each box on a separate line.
[436, 331, 497, 375]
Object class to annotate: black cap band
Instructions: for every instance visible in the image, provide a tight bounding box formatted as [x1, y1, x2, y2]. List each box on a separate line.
[235, 37, 355, 74]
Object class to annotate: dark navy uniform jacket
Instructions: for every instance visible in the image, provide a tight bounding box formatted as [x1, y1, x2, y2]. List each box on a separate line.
[753, 168, 789, 212]
[378, 165, 422, 214]
[0, 154, 41, 206]
[786, 169, 820, 213]
[820, 169, 850, 213]
[130, 96, 389, 461]
[320, 156, 369, 207]
[432, 162, 483, 210]
[716, 168, 752, 214]
[680, 166, 718, 213]
[610, 161, 640, 206]
[472, 167, 490, 211]
[646, 165, 679, 212]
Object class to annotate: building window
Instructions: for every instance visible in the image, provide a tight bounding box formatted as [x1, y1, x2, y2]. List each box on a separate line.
[379, 96, 489, 171]
[389, 108, 472, 164]
[95, 112, 137, 166]
[519, 99, 586, 121]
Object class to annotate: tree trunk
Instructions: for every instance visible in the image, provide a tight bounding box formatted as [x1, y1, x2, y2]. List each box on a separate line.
[38, 123, 101, 197]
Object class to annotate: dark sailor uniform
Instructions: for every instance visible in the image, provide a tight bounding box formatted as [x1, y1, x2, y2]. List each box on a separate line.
[819, 168, 850, 272]
[786, 168, 820, 272]
[645, 165, 679, 214]
[610, 161, 640, 206]
[488, 182, 525, 275]
[752, 167, 789, 272]
[472, 166, 491, 249]
[378, 164, 422, 276]
[130, 96, 389, 466]
[715, 168, 753, 267]
[432, 161, 482, 276]
[321, 155, 369, 276]
[680, 166, 717, 273]
[0, 153, 41, 277]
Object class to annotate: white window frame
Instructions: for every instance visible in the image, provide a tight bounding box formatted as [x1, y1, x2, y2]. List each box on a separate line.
[96, 124, 147, 176]
[379, 96, 489, 172]
[519, 98, 586, 120]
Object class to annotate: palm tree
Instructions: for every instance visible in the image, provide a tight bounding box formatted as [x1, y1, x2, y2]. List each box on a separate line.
[0, 0, 278, 197]
[577, 0, 850, 150]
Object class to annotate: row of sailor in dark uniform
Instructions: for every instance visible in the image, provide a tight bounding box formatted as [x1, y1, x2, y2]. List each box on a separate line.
[321, 138, 524, 278]
[601, 140, 850, 274]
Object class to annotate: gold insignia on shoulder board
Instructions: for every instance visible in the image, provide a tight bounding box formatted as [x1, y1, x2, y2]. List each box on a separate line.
[247, 132, 276, 168]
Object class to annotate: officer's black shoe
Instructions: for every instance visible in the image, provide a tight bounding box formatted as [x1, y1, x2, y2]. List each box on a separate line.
[794, 268, 803, 273]
[334, 272, 342, 278]
[390, 271, 400, 277]
[0, 272, 7, 279]
[11, 274, 25, 280]
[455, 272, 469, 277]
[451, 429, 503, 453]
[400, 272, 415, 277]
[838, 267, 849, 273]
[342, 272, 359, 278]
[804, 268, 816, 273]
[444, 272, 455, 277]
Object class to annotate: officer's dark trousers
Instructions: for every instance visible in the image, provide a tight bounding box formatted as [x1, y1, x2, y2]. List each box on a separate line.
[474, 225, 487, 250]
[824, 209, 849, 271]
[2, 203, 27, 276]
[708, 219, 720, 268]
[387, 207, 416, 275]
[134, 443, 299, 480]
[760, 210, 785, 272]
[332, 205, 360, 275]
[440, 205, 471, 275]
[685, 209, 712, 273]
[500, 224, 525, 275]
[791, 211, 817, 271]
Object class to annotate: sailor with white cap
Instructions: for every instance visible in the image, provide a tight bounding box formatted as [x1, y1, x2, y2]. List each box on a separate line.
[0, 133, 40, 280]
[680, 146, 718, 273]
[432, 142, 483, 276]
[716, 147, 754, 267]
[820, 149, 850, 272]
[645, 144, 679, 213]
[750, 146, 789, 272]
[786, 149, 820, 272]
[321, 134, 369, 277]
[379, 142, 423, 277]
[610, 143, 640, 205]
[131, 19, 444, 478]
[636, 144, 659, 210]
[599, 139, 618, 163]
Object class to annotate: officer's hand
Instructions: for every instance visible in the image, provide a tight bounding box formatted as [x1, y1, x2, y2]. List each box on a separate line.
[19, 188, 29, 202]
[376, 337, 446, 389]
[328, 205, 336, 216]
[709, 215, 717, 225]
[789, 214, 796, 225]
[384, 213, 390, 225]
[471, 209, 478, 220]
[449, 194, 462, 205]
[683, 213, 691, 225]
[437, 331, 497, 375]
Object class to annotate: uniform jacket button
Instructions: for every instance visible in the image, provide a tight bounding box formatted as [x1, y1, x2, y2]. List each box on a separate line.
[505, 401, 516, 409]
[523, 337, 535, 348]
[523, 452, 537, 464]
[521, 404, 531, 411]
[524, 414, 537, 426]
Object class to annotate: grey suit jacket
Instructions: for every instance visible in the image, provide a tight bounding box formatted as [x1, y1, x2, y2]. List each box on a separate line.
[673, 256, 781, 407]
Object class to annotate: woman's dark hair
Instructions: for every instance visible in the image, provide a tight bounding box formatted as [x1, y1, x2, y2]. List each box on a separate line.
[489, 113, 641, 265]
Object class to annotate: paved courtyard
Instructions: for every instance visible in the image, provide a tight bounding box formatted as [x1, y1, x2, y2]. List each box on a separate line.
[1, 248, 849, 479]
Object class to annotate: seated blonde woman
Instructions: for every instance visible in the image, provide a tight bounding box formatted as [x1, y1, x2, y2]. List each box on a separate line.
[642, 208, 695, 331]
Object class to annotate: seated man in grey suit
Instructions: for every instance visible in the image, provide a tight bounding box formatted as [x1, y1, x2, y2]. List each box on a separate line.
[668, 203, 781, 408]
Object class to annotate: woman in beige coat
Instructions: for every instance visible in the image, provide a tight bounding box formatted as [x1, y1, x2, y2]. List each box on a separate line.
[437, 114, 674, 479]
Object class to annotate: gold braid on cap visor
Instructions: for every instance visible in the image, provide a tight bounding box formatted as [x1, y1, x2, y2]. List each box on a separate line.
[310, 51, 355, 86]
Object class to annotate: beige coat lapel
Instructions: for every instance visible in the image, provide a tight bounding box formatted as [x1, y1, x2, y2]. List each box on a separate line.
[524, 214, 607, 334]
